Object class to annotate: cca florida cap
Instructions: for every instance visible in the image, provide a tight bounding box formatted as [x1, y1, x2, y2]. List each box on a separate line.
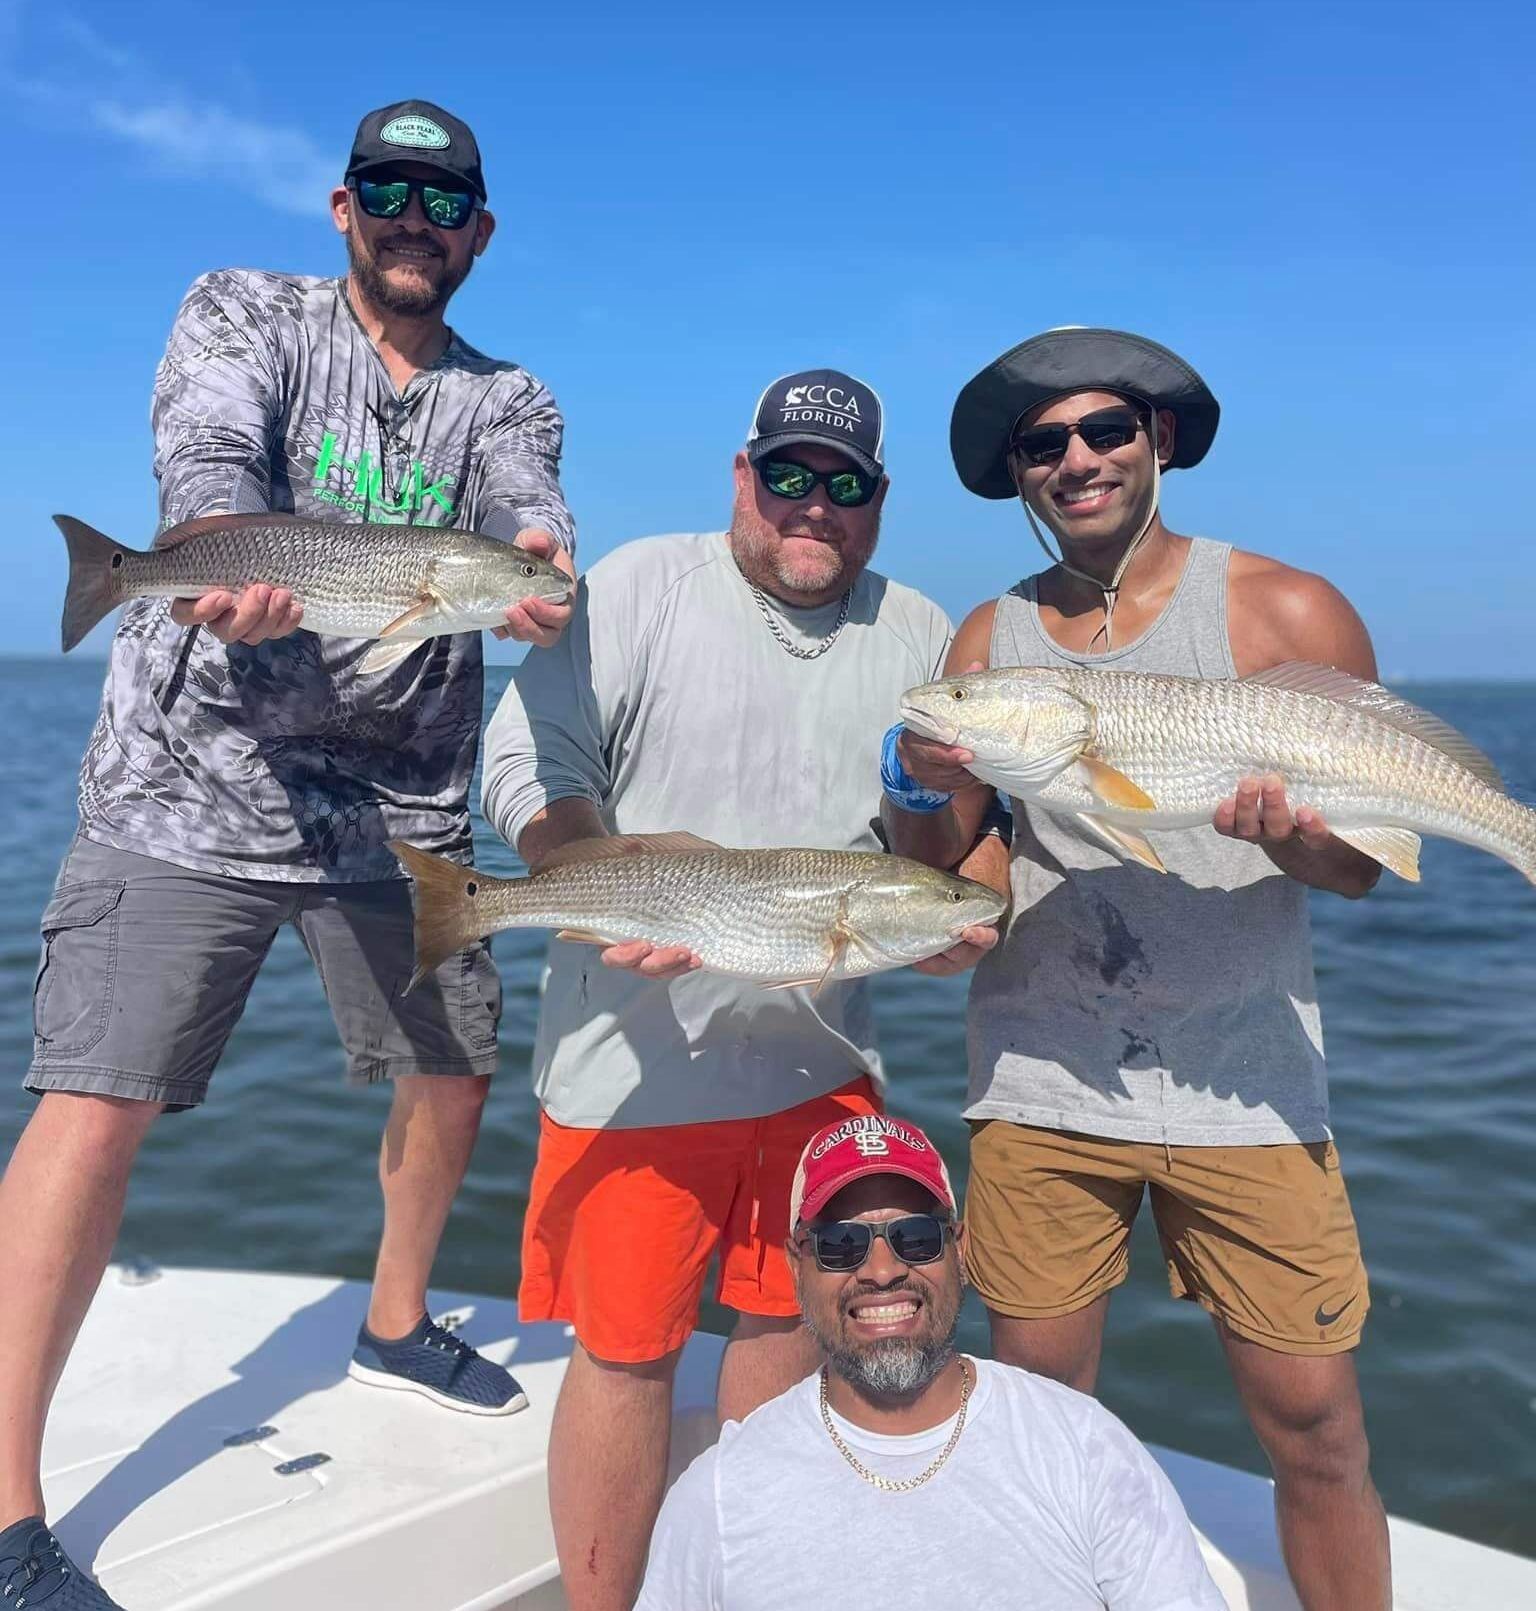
[747, 368, 886, 478]
[346, 99, 487, 201]
[951, 326, 1220, 499]
[790, 1115, 956, 1226]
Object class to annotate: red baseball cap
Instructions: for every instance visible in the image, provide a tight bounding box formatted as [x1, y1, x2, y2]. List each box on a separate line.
[789, 1115, 956, 1226]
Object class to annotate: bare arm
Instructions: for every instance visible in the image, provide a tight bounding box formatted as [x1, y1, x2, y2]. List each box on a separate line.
[515, 797, 702, 981]
[1218, 560, 1382, 898]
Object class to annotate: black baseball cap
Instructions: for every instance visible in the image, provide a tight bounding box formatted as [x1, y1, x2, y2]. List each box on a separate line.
[746, 369, 886, 478]
[951, 327, 1220, 499]
[345, 99, 487, 202]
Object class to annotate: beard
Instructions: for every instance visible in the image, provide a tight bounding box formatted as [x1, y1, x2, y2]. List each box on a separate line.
[347, 223, 473, 317]
[801, 1276, 963, 1402]
[728, 502, 878, 605]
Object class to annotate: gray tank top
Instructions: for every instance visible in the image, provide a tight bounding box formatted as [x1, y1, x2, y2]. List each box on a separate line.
[966, 538, 1328, 1146]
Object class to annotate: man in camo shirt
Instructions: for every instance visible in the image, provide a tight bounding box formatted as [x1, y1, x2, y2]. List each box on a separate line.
[0, 100, 573, 1605]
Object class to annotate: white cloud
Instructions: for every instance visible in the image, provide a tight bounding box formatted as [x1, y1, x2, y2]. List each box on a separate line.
[88, 98, 335, 216]
[13, 8, 335, 217]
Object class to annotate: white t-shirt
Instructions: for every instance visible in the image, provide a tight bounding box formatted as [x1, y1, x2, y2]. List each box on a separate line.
[637, 1359, 1224, 1611]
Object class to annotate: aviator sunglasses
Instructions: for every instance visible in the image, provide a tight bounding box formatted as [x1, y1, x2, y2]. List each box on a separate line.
[756, 458, 880, 508]
[352, 175, 478, 231]
[799, 1213, 954, 1273]
[1008, 405, 1147, 468]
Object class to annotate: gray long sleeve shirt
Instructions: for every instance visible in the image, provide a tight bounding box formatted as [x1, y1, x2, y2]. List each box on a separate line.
[481, 532, 952, 1128]
[76, 269, 574, 882]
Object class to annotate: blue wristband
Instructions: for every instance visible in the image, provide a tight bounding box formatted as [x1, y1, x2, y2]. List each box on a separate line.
[881, 722, 954, 814]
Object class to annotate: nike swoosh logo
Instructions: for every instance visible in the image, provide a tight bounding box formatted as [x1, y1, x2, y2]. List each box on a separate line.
[1314, 1295, 1356, 1327]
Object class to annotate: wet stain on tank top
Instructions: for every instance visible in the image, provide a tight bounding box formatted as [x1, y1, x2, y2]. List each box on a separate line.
[1120, 1030, 1164, 1070]
[1082, 895, 1148, 988]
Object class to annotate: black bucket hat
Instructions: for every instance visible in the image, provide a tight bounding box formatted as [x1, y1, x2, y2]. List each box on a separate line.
[951, 327, 1220, 499]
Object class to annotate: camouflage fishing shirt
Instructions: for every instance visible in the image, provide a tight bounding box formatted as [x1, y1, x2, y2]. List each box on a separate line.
[76, 270, 575, 882]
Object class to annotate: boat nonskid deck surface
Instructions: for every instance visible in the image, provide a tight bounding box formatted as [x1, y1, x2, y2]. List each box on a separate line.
[45, 1266, 1536, 1610]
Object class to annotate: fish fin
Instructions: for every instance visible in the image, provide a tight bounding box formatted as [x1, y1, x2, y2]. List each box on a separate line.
[377, 593, 443, 639]
[759, 978, 822, 992]
[531, 832, 723, 873]
[389, 841, 491, 988]
[1245, 662, 1503, 791]
[811, 906, 858, 999]
[1330, 825, 1423, 882]
[358, 637, 426, 676]
[1077, 755, 1158, 811]
[972, 731, 1091, 796]
[1077, 814, 1167, 873]
[555, 928, 618, 947]
[55, 515, 139, 652]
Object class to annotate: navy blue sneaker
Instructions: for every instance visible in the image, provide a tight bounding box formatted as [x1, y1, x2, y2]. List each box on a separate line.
[348, 1314, 529, 1415]
[0, 1518, 120, 1608]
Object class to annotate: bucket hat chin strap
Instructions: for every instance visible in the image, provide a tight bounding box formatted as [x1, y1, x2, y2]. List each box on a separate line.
[1020, 447, 1163, 652]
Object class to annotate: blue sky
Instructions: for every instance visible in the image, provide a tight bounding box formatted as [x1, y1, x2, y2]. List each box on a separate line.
[5, 0, 1533, 677]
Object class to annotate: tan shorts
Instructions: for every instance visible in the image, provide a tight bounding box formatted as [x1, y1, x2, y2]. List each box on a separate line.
[966, 1120, 1369, 1356]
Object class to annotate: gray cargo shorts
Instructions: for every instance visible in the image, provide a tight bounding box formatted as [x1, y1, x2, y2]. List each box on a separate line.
[27, 835, 500, 1111]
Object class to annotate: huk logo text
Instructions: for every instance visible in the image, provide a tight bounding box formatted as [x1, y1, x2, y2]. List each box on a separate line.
[312, 433, 457, 520]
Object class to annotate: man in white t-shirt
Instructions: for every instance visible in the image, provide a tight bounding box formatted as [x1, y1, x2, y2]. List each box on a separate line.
[637, 1115, 1224, 1610]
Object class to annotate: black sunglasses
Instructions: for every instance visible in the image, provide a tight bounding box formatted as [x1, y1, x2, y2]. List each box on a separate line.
[1008, 405, 1147, 467]
[353, 175, 477, 231]
[799, 1213, 953, 1273]
[757, 457, 879, 508]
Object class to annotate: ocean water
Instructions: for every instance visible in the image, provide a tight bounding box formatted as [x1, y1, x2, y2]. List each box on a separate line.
[1, 657, 1532, 1556]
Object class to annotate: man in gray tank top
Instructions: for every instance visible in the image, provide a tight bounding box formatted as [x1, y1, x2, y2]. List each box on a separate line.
[885, 329, 1389, 1611]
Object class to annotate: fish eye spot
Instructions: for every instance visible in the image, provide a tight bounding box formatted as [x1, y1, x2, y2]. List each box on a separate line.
[465, 880, 478, 896]
[520, 562, 537, 576]
[111, 553, 124, 569]
[950, 688, 967, 701]
[949, 889, 965, 902]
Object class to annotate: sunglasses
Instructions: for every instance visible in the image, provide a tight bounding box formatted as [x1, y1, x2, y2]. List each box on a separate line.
[1008, 405, 1146, 468]
[757, 458, 880, 508]
[799, 1213, 953, 1273]
[353, 175, 478, 231]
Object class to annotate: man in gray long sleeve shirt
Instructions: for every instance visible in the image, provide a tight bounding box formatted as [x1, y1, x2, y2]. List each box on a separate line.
[480, 369, 997, 1611]
[0, 101, 572, 1601]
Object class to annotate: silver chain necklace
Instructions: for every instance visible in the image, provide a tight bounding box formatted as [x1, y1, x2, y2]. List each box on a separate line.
[750, 583, 852, 660]
[818, 1357, 972, 1493]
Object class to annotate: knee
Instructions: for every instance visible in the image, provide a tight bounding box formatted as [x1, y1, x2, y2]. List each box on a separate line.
[406, 1074, 489, 1116]
[577, 1341, 684, 1390]
[729, 1313, 803, 1344]
[1255, 1394, 1372, 1491]
[38, 1090, 162, 1150]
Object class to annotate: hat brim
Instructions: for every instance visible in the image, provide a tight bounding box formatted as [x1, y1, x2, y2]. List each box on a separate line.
[345, 156, 487, 203]
[950, 327, 1220, 500]
[797, 1163, 953, 1227]
[748, 432, 883, 480]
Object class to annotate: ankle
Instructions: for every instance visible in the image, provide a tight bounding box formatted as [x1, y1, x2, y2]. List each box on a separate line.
[364, 1303, 428, 1343]
[0, 1496, 46, 1534]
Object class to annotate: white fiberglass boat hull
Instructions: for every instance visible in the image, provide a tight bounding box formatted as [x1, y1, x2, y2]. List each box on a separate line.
[41, 1265, 1536, 1610]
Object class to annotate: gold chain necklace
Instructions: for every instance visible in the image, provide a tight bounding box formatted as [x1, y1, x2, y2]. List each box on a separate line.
[818, 1358, 971, 1492]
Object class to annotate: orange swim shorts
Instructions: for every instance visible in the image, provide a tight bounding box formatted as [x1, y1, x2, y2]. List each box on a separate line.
[519, 1075, 881, 1363]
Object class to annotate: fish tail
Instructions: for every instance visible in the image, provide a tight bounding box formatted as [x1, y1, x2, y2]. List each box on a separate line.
[56, 515, 138, 652]
[390, 841, 492, 991]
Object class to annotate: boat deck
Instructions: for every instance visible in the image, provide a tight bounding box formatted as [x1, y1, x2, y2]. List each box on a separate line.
[41, 1265, 1536, 1609]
